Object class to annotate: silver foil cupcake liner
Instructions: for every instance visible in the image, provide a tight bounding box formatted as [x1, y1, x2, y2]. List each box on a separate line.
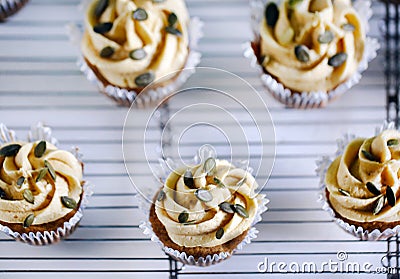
[245, 0, 380, 109]
[0, 123, 93, 245]
[0, 0, 28, 21]
[316, 121, 400, 241]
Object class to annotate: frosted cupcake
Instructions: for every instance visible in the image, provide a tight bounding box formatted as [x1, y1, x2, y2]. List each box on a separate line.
[0, 0, 29, 21]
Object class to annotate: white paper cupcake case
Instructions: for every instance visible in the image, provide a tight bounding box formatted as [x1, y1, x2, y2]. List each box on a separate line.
[245, 0, 380, 109]
[0, 122, 93, 245]
[0, 0, 28, 21]
[316, 121, 400, 241]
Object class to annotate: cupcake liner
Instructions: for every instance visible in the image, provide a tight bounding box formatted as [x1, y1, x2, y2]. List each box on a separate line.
[67, 9, 203, 108]
[0, 0, 29, 21]
[0, 122, 93, 245]
[316, 121, 400, 240]
[245, 0, 380, 109]
[136, 152, 269, 266]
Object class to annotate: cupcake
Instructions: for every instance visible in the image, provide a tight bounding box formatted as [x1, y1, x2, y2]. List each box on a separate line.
[0, 123, 90, 245]
[0, 0, 29, 21]
[146, 156, 267, 266]
[318, 124, 400, 240]
[80, 0, 201, 107]
[246, 0, 379, 108]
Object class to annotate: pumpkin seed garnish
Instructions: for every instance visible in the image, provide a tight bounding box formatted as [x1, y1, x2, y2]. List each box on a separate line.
[366, 182, 381, 196]
[16, 176, 25, 187]
[203, 157, 216, 176]
[183, 169, 195, 189]
[373, 195, 385, 215]
[0, 144, 21, 157]
[338, 188, 351, 196]
[100, 46, 114, 58]
[36, 168, 48, 182]
[178, 211, 189, 223]
[165, 26, 182, 37]
[213, 177, 226, 188]
[61, 196, 77, 209]
[362, 150, 379, 162]
[132, 8, 148, 21]
[219, 202, 235, 214]
[294, 45, 310, 63]
[23, 213, 35, 228]
[94, 0, 108, 19]
[135, 72, 155, 87]
[129, 48, 147, 60]
[236, 176, 247, 187]
[152, 0, 165, 3]
[234, 204, 249, 218]
[318, 30, 334, 44]
[44, 160, 56, 181]
[34, 140, 46, 158]
[0, 188, 6, 199]
[386, 186, 396, 207]
[342, 23, 355, 32]
[168, 12, 178, 27]
[387, 139, 399, 146]
[265, 2, 279, 27]
[157, 189, 166, 201]
[328, 52, 347, 67]
[93, 22, 113, 34]
[195, 189, 213, 202]
[23, 189, 34, 204]
[216, 227, 224, 239]
[288, 0, 303, 7]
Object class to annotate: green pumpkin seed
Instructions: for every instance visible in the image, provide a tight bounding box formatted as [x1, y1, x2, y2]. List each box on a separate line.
[234, 204, 249, 218]
[94, 0, 108, 19]
[265, 2, 279, 27]
[157, 189, 166, 201]
[288, 0, 303, 7]
[219, 202, 235, 214]
[36, 168, 48, 182]
[213, 177, 226, 188]
[178, 211, 189, 223]
[338, 188, 351, 196]
[294, 45, 310, 63]
[318, 30, 334, 44]
[342, 23, 355, 32]
[93, 22, 113, 34]
[362, 150, 379, 162]
[0, 188, 6, 199]
[216, 227, 224, 239]
[386, 186, 396, 207]
[16, 176, 25, 187]
[0, 144, 21, 157]
[366, 182, 381, 196]
[129, 48, 147, 60]
[61, 196, 78, 209]
[165, 26, 182, 37]
[373, 195, 385, 215]
[236, 177, 246, 187]
[203, 157, 216, 176]
[152, 0, 165, 2]
[44, 160, 56, 181]
[194, 189, 213, 202]
[23, 213, 35, 228]
[100, 46, 114, 58]
[34, 140, 46, 158]
[328, 52, 347, 67]
[387, 139, 399, 146]
[168, 12, 178, 27]
[184, 169, 195, 189]
[135, 72, 155, 87]
[132, 8, 148, 21]
[23, 189, 34, 204]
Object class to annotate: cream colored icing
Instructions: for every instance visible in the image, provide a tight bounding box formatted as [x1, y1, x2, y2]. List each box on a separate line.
[81, 0, 189, 88]
[326, 130, 400, 223]
[260, 0, 365, 92]
[155, 159, 259, 248]
[0, 141, 83, 226]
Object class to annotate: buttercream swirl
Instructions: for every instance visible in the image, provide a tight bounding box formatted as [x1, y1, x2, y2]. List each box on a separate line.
[0, 141, 83, 226]
[82, 0, 189, 89]
[260, 0, 365, 92]
[155, 159, 259, 247]
[326, 130, 400, 223]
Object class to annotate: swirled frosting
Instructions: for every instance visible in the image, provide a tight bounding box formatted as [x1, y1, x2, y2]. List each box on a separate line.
[155, 159, 260, 247]
[0, 141, 83, 226]
[260, 0, 365, 92]
[81, 0, 189, 89]
[326, 130, 400, 223]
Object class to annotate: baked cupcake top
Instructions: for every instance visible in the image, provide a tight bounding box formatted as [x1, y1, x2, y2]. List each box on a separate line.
[155, 158, 259, 248]
[81, 0, 189, 89]
[260, 0, 365, 92]
[0, 141, 83, 228]
[326, 130, 400, 223]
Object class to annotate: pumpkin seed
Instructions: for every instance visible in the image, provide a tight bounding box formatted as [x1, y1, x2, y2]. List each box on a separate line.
[234, 204, 249, 218]
[183, 169, 195, 189]
[152, 0, 165, 2]
[195, 189, 213, 202]
[129, 48, 147, 60]
[219, 202, 235, 214]
[288, 0, 303, 7]
[23, 189, 34, 204]
[168, 12, 178, 27]
[265, 2, 279, 27]
[373, 195, 385, 215]
[16, 176, 25, 187]
[236, 177, 246, 187]
[216, 227, 224, 239]
[387, 139, 399, 146]
[366, 182, 381, 196]
[157, 189, 166, 201]
[178, 211, 189, 223]
[362, 150, 379, 162]
[0, 188, 6, 199]
[328, 52, 347, 67]
[23, 213, 35, 228]
[132, 8, 148, 21]
[318, 30, 334, 44]
[165, 26, 182, 37]
[213, 177, 226, 188]
[36, 168, 48, 182]
[34, 140, 46, 158]
[342, 23, 355, 32]
[94, 0, 108, 19]
[0, 144, 21, 157]
[100, 46, 114, 58]
[44, 160, 56, 181]
[93, 22, 113, 34]
[386, 186, 396, 207]
[294, 45, 310, 63]
[203, 157, 216, 176]
[338, 188, 351, 196]
[61, 196, 77, 209]
[135, 72, 155, 87]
